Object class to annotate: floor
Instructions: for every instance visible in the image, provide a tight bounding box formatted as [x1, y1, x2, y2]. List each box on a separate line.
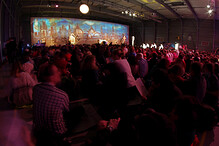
[0, 62, 219, 146]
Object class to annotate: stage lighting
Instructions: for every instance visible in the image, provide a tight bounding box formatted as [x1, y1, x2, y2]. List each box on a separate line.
[132, 36, 135, 46]
[175, 43, 179, 50]
[142, 43, 146, 49]
[146, 44, 150, 48]
[55, 4, 59, 8]
[159, 44, 164, 50]
[80, 4, 89, 14]
[208, 9, 213, 14]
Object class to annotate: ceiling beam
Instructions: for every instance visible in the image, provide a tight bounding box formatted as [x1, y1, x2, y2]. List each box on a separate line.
[155, 0, 182, 19]
[21, 0, 162, 23]
[86, 0, 162, 22]
[183, 0, 199, 21]
[22, 5, 142, 23]
[125, 0, 168, 21]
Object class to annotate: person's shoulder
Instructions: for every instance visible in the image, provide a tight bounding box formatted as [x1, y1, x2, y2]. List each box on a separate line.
[19, 72, 31, 78]
[211, 74, 218, 80]
[54, 86, 69, 98]
[34, 83, 69, 98]
[115, 59, 128, 65]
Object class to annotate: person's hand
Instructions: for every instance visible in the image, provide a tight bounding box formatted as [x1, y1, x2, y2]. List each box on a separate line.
[107, 117, 121, 132]
[97, 120, 108, 130]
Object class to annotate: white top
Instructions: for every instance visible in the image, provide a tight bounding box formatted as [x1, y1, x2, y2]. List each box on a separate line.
[22, 62, 34, 74]
[6, 72, 37, 97]
[114, 59, 136, 88]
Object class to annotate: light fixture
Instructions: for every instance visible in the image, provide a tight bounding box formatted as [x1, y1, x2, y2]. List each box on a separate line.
[80, 4, 89, 14]
[129, 13, 132, 16]
[133, 13, 136, 17]
[122, 11, 124, 14]
[55, 4, 59, 8]
[47, 4, 51, 7]
[125, 10, 128, 14]
[207, 4, 211, 8]
[208, 9, 213, 14]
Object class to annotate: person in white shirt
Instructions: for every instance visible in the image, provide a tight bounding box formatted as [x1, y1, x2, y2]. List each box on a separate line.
[6, 61, 37, 106]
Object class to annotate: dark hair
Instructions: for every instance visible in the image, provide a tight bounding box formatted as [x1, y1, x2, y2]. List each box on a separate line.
[152, 68, 171, 85]
[204, 62, 214, 74]
[190, 62, 202, 75]
[157, 58, 170, 70]
[112, 49, 123, 58]
[11, 61, 23, 77]
[168, 64, 184, 76]
[38, 63, 57, 82]
[136, 110, 176, 146]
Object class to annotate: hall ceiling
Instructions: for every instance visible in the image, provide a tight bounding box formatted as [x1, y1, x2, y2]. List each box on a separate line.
[19, 0, 219, 23]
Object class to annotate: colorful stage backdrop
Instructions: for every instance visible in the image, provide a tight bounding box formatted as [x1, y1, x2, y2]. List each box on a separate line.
[31, 17, 129, 46]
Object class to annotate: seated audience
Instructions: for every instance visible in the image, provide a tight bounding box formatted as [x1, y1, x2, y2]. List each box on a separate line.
[112, 49, 138, 100]
[182, 62, 207, 103]
[147, 69, 182, 114]
[136, 53, 148, 79]
[33, 63, 70, 146]
[203, 62, 219, 110]
[81, 55, 102, 104]
[4, 40, 219, 146]
[168, 64, 185, 89]
[6, 61, 36, 106]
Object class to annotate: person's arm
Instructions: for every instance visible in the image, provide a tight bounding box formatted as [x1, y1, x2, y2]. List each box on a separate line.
[26, 72, 37, 86]
[88, 118, 120, 145]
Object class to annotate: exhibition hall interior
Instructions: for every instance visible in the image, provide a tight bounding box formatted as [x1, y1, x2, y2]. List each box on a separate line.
[0, 0, 219, 145]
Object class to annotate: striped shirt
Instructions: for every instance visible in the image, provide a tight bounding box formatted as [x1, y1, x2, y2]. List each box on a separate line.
[33, 83, 69, 135]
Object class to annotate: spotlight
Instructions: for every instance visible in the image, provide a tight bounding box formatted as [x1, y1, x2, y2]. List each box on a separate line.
[80, 4, 89, 14]
[133, 13, 136, 17]
[122, 11, 124, 14]
[207, 5, 211, 8]
[125, 10, 128, 14]
[129, 13, 132, 16]
[55, 4, 59, 8]
[208, 9, 213, 14]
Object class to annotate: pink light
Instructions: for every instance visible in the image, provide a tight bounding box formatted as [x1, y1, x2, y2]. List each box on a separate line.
[55, 4, 59, 8]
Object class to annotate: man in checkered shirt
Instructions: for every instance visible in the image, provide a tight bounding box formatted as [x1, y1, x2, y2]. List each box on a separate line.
[33, 63, 70, 145]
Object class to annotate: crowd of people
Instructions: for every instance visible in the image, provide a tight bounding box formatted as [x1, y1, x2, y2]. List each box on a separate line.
[3, 40, 219, 146]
